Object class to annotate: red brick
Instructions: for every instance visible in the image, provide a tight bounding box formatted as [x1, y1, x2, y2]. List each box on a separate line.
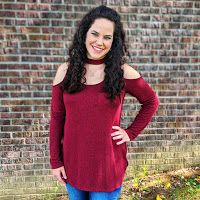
[1, 2, 200, 199]
[4, 3, 25, 10]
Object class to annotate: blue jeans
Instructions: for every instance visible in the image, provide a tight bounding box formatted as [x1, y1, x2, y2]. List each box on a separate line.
[66, 182, 122, 200]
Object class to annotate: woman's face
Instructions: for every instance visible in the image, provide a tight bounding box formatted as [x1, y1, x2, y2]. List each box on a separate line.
[85, 18, 114, 60]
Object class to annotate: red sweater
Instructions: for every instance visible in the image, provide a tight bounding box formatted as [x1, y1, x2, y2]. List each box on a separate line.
[49, 76, 160, 192]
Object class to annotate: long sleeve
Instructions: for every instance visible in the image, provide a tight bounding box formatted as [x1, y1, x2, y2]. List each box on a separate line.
[124, 76, 160, 141]
[49, 84, 66, 169]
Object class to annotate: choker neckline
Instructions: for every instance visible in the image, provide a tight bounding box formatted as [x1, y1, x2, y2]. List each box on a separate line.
[86, 57, 105, 65]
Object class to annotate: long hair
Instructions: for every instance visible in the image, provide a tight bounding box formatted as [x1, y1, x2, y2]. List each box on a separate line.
[61, 5, 128, 102]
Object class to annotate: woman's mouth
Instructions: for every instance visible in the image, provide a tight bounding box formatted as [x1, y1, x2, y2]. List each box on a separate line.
[92, 45, 104, 53]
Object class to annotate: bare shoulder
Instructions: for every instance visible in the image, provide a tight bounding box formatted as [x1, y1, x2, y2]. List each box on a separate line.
[121, 63, 141, 79]
[53, 62, 69, 86]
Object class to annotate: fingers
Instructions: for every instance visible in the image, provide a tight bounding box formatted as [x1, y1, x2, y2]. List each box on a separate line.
[112, 126, 120, 130]
[52, 166, 67, 185]
[61, 167, 67, 180]
[111, 130, 121, 137]
[111, 127, 130, 145]
[116, 139, 126, 145]
[111, 132, 126, 145]
[111, 130, 123, 140]
[112, 134, 123, 140]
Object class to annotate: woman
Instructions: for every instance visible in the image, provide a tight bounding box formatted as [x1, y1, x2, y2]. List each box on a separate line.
[49, 5, 160, 200]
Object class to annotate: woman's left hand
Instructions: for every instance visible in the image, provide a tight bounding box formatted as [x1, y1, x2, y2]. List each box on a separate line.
[111, 126, 130, 145]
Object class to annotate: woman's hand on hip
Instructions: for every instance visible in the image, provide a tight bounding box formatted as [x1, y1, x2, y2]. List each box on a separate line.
[51, 166, 67, 185]
[111, 126, 130, 145]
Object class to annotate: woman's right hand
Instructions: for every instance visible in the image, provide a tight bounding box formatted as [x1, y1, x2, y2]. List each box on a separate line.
[51, 166, 67, 185]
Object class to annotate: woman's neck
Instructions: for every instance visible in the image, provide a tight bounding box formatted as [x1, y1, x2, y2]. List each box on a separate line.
[86, 57, 105, 65]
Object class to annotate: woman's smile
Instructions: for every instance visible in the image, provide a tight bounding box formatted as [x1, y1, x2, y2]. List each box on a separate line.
[91, 45, 104, 53]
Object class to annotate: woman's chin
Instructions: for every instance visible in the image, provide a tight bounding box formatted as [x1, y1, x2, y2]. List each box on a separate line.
[88, 53, 106, 60]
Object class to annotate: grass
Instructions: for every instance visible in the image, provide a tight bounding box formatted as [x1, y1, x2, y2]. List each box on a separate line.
[44, 166, 200, 200]
[119, 166, 200, 200]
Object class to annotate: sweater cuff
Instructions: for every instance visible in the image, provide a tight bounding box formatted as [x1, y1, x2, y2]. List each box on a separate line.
[124, 128, 138, 141]
[50, 159, 64, 169]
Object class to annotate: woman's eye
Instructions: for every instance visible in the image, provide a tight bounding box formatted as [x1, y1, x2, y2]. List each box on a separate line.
[91, 33, 111, 40]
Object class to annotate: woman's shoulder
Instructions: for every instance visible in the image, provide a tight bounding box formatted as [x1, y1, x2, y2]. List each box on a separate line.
[53, 62, 69, 86]
[121, 63, 141, 79]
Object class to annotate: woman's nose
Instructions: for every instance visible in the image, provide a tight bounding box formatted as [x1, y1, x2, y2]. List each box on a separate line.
[95, 37, 104, 46]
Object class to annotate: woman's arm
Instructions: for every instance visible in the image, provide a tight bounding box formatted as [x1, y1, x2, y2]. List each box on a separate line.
[49, 63, 69, 185]
[123, 64, 160, 141]
[49, 62, 68, 169]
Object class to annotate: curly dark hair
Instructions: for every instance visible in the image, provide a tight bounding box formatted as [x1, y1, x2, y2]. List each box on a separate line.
[61, 5, 128, 102]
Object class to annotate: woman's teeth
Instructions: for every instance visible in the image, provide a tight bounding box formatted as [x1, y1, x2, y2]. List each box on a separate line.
[92, 46, 103, 52]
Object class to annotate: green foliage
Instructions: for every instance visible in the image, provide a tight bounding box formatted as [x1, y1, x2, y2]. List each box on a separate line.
[122, 165, 200, 200]
[45, 166, 200, 200]
[170, 176, 200, 200]
[43, 181, 64, 200]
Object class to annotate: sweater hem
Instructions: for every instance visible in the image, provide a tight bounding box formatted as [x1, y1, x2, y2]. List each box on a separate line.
[66, 179, 124, 192]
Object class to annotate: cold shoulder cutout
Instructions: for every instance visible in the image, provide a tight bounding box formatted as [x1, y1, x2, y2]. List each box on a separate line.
[122, 63, 141, 79]
[52, 62, 68, 86]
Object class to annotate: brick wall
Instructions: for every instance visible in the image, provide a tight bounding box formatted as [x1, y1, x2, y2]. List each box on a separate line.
[0, 0, 200, 199]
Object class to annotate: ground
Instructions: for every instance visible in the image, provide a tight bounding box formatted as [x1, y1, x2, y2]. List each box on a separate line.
[49, 166, 200, 200]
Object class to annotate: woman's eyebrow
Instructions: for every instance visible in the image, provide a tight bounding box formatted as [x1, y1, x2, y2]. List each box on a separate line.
[91, 30, 112, 37]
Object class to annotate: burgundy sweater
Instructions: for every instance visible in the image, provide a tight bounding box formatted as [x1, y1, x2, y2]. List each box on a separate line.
[49, 76, 160, 192]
